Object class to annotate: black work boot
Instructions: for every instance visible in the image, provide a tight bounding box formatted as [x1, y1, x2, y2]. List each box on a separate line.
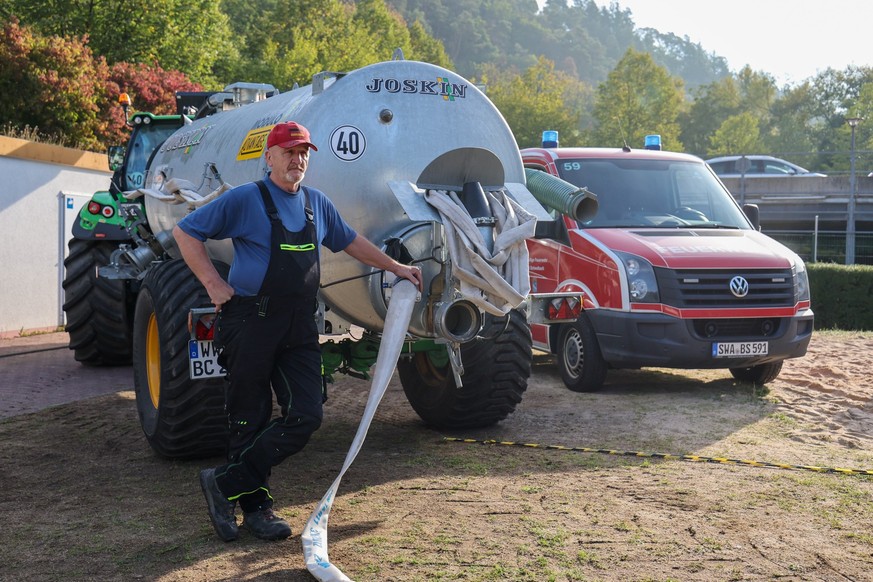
[242, 507, 292, 541]
[199, 468, 238, 542]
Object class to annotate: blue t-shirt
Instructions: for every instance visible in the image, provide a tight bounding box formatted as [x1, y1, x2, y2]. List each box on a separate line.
[177, 175, 357, 296]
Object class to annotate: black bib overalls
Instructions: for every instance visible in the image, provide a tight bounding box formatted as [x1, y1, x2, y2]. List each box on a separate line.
[213, 180, 323, 512]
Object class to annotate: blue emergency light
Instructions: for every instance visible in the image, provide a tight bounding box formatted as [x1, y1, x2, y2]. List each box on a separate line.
[644, 134, 661, 150]
[542, 130, 559, 148]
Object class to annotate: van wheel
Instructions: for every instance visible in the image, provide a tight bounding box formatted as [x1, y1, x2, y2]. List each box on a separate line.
[398, 310, 531, 429]
[62, 239, 133, 365]
[133, 259, 228, 459]
[729, 361, 783, 384]
[557, 314, 607, 392]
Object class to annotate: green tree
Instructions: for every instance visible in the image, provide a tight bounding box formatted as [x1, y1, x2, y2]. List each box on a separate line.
[2, 0, 236, 87]
[408, 19, 453, 67]
[538, 0, 632, 84]
[734, 66, 777, 120]
[798, 66, 873, 172]
[707, 112, 760, 156]
[680, 66, 777, 157]
[680, 76, 741, 156]
[478, 56, 590, 149]
[765, 81, 820, 165]
[636, 28, 730, 92]
[588, 48, 685, 150]
[354, 0, 413, 59]
[821, 82, 873, 175]
[353, 0, 451, 67]
[219, 0, 450, 90]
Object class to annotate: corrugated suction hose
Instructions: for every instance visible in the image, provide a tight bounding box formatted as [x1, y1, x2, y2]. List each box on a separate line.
[524, 168, 599, 222]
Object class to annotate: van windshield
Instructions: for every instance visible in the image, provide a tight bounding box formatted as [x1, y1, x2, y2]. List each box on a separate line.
[555, 158, 751, 229]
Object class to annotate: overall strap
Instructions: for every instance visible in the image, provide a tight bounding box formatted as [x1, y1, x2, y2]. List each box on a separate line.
[255, 180, 280, 222]
[299, 186, 315, 223]
[258, 180, 315, 224]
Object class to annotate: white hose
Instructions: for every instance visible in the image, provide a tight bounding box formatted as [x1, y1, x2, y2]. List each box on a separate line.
[301, 188, 534, 579]
[424, 188, 535, 315]
[301, 279, 418, 582]
[124, 178, 231, 211]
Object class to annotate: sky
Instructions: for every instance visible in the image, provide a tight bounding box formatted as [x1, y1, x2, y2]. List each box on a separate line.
[557, 0, 871, 86]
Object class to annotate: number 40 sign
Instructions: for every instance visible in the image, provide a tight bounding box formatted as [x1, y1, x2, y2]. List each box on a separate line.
[329, 125, 366, 162]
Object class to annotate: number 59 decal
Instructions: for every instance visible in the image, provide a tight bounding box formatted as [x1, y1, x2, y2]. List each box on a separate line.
[330, 125, 366, 162]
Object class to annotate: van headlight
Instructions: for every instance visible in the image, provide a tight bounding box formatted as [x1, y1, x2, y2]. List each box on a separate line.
[616, 251, 660, 303]
[794, 260, 810, 302]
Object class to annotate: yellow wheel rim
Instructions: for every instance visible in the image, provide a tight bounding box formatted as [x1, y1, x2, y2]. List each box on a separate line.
[145, 312, 161, 409]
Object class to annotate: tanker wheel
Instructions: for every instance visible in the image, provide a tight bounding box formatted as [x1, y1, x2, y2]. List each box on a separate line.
[398, 309, 531, 429]
[557, 313, 607, 392]
[62, 239, 133, 365]
[729, 361, 783, 385]
[132, 259, 228, 459]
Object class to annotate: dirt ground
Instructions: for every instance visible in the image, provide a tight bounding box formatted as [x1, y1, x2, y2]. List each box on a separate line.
[0, 330, 871, 581]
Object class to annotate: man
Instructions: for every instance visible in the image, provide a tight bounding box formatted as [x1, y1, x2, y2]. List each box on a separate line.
[173, 121, 422, 542]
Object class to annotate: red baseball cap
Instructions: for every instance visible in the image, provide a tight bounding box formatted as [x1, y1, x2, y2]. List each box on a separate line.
[266, 121, 318, 151]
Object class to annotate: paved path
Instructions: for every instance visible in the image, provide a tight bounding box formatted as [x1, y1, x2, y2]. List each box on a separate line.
[0, 332, 133, 419]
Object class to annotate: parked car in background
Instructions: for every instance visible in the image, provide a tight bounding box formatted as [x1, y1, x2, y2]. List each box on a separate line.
[706, 155, 826, 178]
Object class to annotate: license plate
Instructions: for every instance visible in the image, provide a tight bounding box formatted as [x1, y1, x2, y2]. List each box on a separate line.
[712, 341, 769, 358]
[188, 340, 226, 379]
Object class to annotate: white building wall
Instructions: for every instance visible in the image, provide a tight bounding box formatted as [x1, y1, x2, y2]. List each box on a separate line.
[0, 140, 110, 336]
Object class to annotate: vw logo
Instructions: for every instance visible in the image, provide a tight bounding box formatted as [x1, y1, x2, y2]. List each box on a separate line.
[729, 276, 749, 298]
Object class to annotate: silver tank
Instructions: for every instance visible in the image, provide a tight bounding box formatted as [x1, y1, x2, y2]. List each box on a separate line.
[145, 58, 537, 338]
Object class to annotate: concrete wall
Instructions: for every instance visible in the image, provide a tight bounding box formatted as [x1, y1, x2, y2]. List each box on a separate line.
[721, 175, 873, 231]
[0, 136, 111, 337]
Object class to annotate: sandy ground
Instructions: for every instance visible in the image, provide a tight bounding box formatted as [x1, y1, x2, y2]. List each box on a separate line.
[0, 330, 871, 581]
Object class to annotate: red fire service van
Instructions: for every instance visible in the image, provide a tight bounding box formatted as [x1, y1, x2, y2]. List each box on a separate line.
[522, 132, 814, 391]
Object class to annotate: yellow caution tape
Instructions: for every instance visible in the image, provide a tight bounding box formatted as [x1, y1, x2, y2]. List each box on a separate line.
[443, 437, 873, 477]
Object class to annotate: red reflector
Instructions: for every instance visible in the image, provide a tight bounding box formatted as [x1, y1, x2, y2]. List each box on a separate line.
[548, 297, 581, 320]
[101, 205, 115, 218]
[195, 316, 216, 340]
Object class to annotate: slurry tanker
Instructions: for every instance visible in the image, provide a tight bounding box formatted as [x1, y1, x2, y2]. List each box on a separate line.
[63, 55, 595, 458]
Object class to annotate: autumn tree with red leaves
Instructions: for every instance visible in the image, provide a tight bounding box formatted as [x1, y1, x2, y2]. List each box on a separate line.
[0, 18, 110, 150]
[0, 18, 200, 151]
[105, 62, 203, 145]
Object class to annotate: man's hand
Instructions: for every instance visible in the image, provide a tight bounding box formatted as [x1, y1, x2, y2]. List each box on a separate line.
[388, 263, 423, 292]
[205, 279, 235, 312]
[343, 234, 424, 292]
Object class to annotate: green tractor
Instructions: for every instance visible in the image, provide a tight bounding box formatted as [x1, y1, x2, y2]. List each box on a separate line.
[62, 92, 215, 365]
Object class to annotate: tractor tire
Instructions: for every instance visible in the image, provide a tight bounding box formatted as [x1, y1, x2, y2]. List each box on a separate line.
[398, 309, 531, 429]
[557, 313, 607, 392]
[62, 239, 134, 366]
[729, 361, 783, 385]
[132, 259, 228, 459]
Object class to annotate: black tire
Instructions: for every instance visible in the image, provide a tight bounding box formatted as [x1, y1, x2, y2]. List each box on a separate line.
[398, 310, 532, 429]
[557, 313, 607, 392]
[62, 239, 134, 365]
[132, 259, 228, 459]
[729, 361, 783, 384]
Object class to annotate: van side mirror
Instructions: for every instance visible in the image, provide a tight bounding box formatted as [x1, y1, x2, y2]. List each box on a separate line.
[743, 203, 760, 231]
[107, 145, 125, 172]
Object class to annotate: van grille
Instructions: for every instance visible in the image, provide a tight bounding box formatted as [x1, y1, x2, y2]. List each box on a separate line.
[656, 268, 795, 308]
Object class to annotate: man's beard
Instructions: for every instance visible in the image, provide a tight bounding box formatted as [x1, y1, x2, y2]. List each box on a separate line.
[283, 168, 304, 183]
